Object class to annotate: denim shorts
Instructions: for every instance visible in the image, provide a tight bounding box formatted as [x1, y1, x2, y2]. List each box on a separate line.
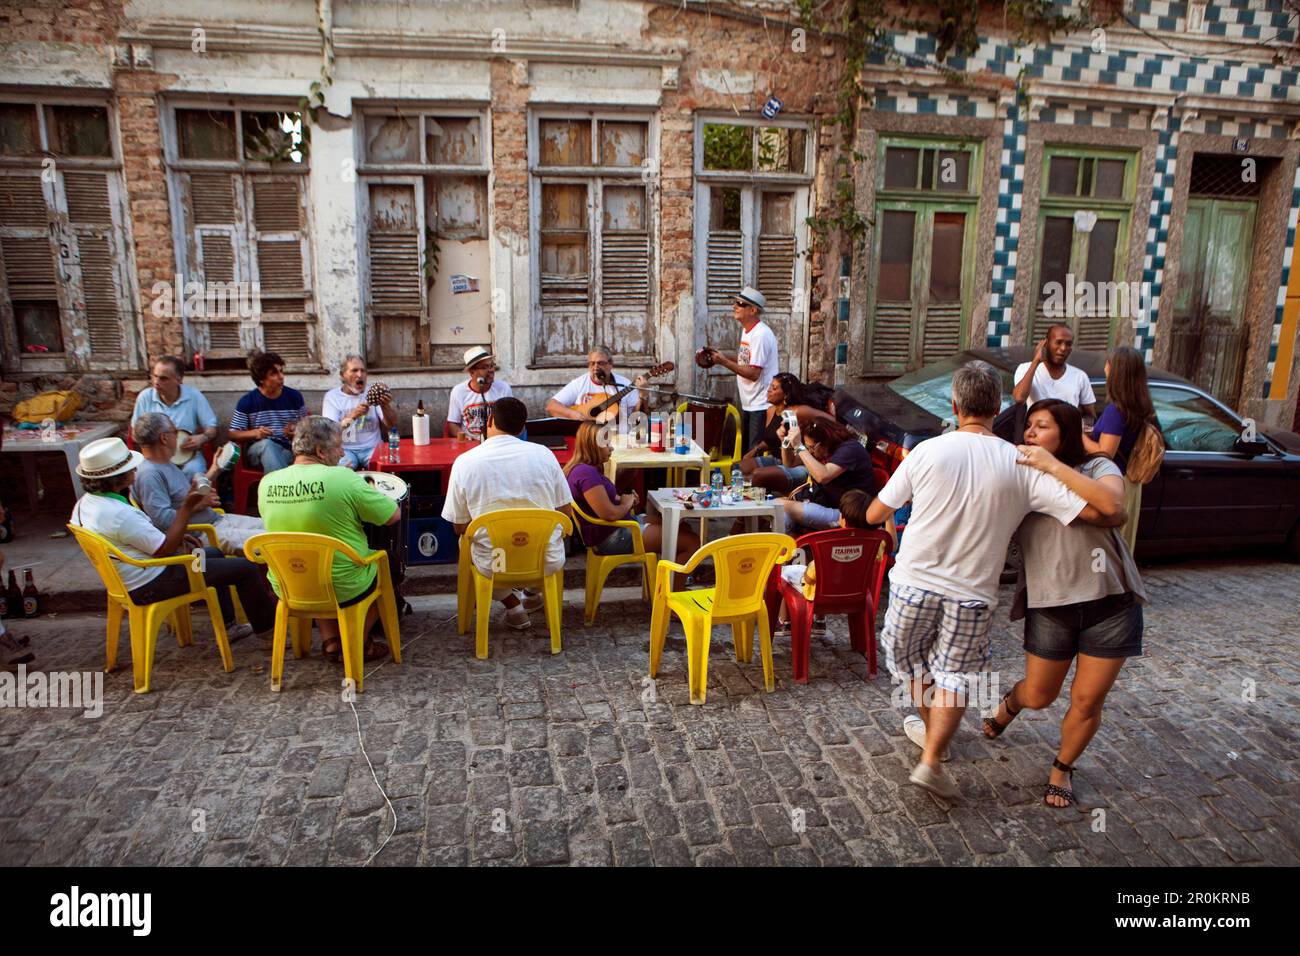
[594, 514, 648, 555]
[1023, 591, 1143, 661]
[753, 456, 808, 486]
[797, 501, 840, 529]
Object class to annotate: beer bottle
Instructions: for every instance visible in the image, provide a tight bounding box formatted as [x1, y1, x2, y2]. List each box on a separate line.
[0, 584, 7, 619]
[5, 570, 20, 619]
[22, 568, 39, 618]
[416, 399, 426, 417]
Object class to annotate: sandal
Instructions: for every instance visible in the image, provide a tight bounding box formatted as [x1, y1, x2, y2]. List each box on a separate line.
[322, 637, 342, 664]
[363, 635, 389, 662]
[982, 682, 1022, 738]
[1044, 757, 1076, 808]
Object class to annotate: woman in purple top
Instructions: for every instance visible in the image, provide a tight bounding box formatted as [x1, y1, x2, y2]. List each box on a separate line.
[563, 424, 698, 564]
[1083, 347, 1156, 553]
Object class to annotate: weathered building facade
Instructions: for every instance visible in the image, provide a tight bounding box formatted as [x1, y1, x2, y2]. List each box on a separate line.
[1, 0, 1299, 431]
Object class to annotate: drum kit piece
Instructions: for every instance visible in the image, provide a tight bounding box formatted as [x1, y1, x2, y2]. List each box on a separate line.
[358, 470, 412, 614]
[171, 431, 242, 470]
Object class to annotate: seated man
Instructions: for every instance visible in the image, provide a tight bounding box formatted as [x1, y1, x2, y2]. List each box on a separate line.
[322, 353, 397, 469]
[132, 355, 219, 478]
[545, 348, 649, 424]
[257, 416, 400, 663]
[447, 346, 512, 442]
[131, 412, 265, 556]
[442, 397, 573, 629]
[69, 437, 275, 642]
[227, 350, 308, 474]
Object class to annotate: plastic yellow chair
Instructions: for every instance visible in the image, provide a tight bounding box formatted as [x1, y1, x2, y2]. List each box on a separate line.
[456, 508, 573, 659]
[67, 523, 235, 694]
[675, 401, 742, 486]
[128, 493, 248, 625]
[650, 532, 796, 705]
[243, 532, 401, 693]
[570, 500, 656, 625]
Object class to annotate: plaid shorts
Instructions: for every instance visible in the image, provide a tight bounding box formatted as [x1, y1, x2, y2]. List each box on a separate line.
[882, 582, 994, 693]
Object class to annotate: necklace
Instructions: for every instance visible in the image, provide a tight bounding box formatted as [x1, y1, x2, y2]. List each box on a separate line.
[957, 423, 993, 435]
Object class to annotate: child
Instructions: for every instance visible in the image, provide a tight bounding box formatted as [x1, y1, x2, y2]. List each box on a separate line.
[776, 489, 896, 633]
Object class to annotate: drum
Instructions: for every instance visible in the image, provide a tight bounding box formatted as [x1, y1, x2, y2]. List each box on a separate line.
[171, 429, 195, 465]
[357, 471, 410, 588]
[214, 441, 241, 471]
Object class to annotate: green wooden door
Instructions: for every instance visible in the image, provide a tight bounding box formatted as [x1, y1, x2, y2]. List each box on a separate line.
[1170, 198, 1256, 401]
[867, 200, 974, 372]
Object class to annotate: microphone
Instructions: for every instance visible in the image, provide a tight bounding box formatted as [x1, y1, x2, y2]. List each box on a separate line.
[474, 376, 487, 391]
[593, 369, 610, 385]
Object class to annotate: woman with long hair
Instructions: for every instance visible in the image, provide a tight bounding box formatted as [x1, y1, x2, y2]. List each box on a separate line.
[1083, 346, 1156, 553]
[778, 417, 885, 534]
[739, 372, 835, 494]
[987, 399, 1144, 808]
[564, 423, 698, 564]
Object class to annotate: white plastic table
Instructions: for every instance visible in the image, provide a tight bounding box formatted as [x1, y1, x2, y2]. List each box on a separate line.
[604, 437, 711, 487]
[646, 487, 787, 562]
[1, 420, 122, 513]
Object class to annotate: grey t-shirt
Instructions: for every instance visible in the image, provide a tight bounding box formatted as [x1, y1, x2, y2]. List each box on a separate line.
[134, 459, 220, 531]
[1011, 456, 1146, 618]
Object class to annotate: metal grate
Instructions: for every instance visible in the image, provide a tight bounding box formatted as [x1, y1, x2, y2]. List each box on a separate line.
[1188, 154, 1263, 198]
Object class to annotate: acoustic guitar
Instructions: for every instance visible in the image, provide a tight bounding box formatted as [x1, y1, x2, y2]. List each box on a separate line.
[568, 361, 675, 424]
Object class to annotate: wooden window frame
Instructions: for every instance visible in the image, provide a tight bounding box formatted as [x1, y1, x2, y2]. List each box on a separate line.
[528, 109, 659, 369]
[1028, 145, 1138, 349]
[163, 99, 317, 369]
[0, 94, 139, 374]
[354, 105, 491, 371]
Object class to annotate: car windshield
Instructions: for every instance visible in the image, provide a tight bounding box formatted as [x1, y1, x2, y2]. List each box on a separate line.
[887, 358, 1016, 420]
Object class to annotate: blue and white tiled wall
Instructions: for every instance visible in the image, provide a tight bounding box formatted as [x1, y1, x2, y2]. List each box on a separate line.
[861, 2, 1299, 394]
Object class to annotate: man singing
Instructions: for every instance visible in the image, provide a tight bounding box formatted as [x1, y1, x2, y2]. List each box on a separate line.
[322, 354, 398, 469]
[447, 346, 512, 442]
[545, 348, 649, 424]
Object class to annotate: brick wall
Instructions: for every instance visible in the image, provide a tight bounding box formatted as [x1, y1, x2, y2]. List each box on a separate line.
[0, 0, 120, 44]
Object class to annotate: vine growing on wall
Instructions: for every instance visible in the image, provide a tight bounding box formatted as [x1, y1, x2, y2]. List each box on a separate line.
[794, 0, 1115, 255]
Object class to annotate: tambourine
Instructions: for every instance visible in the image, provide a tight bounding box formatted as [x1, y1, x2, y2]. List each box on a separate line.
[365, 382, 392, 406]
[170, 429, 196, 465]
[694, 347, 717, 369]
[214, 442, 241, 471]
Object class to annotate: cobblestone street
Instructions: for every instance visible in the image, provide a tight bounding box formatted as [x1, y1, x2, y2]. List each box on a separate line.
[2, 556, 1298, 867]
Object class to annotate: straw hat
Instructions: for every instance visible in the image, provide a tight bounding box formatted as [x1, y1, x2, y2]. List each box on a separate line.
[76, 437, 143, 480]
[462, 346, 494, 370]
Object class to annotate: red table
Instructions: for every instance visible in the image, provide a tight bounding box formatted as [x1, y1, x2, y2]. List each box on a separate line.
[366, 437, 574, 486]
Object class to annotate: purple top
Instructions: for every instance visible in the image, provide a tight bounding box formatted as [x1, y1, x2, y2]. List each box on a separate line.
[1091, 403, 1141, 473]
[567, 462, 620, 547]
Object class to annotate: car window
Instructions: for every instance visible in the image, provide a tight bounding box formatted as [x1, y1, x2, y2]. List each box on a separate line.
[888, 360, 1015, 420]
[1149, 386, 1241, 453]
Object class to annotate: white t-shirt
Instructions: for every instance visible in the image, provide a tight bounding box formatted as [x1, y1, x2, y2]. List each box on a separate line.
[446, 379, 513, 441]
[552, 372, 639, 420]
[441, 434, 573, 574]
[736, 320, 778, 411]
[876, 431, 1086, 607]
[322, 386, 386, 453]
[1013, 361, 1096, 409]
[70, 492, 168, 591]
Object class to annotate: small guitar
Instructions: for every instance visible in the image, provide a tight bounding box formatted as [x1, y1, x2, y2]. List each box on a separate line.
[568, 361, 675, 424]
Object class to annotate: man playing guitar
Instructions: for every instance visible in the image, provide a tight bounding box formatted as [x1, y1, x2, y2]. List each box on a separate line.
[545, 348, 655, 425]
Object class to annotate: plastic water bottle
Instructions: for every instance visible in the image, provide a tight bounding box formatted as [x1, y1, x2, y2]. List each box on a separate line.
[731, 465, 743, 497]
[388, 427, 401, 463]
[711, 468, 723, 501]
[675, 418, 688, 455]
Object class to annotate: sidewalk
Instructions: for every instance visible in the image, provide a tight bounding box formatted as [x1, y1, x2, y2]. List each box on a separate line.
[0, 512, 642, 613]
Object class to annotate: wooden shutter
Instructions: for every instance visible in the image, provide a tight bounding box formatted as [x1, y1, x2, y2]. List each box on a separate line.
[249, 174, 314, 363]
[62, 171, 125, 363]
[0, 176, 56, 299]
[535, 181, 590, 363]
[921, 302, 963, 364]
[365, 181, 423, 365]
[871, 303, 912, 367]
[597, 183, 652, 360]
[185, 171, 245, 357]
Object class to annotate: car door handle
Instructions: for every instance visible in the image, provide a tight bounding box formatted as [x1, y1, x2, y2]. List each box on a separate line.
[1171, 469, 1196, 479]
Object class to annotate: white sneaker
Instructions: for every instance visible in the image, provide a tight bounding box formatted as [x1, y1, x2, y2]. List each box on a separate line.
[519, 589, 545, 612]
[226, 623, 255, 643]
[909, 761, 961, 802]
[504, 605, 532, 630]
[902, 714, 950, 762]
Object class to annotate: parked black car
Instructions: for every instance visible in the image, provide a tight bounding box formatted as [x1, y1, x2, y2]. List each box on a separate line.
[833, 347, 1300, 559]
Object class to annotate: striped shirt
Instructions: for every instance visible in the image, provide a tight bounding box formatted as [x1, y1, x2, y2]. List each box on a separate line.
[230, 387, 309, 448]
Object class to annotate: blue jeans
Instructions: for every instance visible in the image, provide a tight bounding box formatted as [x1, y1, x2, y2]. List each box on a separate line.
[753, 455, 808, 486]
[247, 438, 293, 473]
[339, 445, 376, 470]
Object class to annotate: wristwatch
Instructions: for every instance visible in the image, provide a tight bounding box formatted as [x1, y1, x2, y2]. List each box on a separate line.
[795, 444, 808, 454]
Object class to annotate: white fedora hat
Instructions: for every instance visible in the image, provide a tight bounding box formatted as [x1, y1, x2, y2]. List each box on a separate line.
[736, 286, 766, 311]
[76, 437, 144, 480]
[463, 345, 495, 370]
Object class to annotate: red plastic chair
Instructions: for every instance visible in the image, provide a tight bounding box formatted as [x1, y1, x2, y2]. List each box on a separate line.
[764, 527, 892, 682]
[232, 444, 264, 515]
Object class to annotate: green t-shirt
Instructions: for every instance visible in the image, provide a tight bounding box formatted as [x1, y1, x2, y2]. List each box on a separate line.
[257, 463, 398, 602]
